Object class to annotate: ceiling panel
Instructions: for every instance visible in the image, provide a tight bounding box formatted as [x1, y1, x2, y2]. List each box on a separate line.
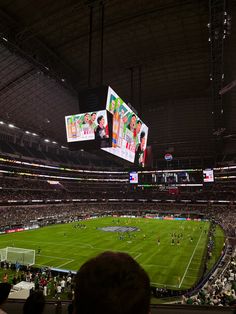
[0, 0, 234, 161]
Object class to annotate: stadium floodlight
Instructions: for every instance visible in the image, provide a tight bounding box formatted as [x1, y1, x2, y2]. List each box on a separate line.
[32, 133, 38, 136]
[25, 131, 30, 134]
[44, 139, 50, 142]
[8, 124, 15, 128]
[0, 121, 4, 124]
[0, 247, 35, 266]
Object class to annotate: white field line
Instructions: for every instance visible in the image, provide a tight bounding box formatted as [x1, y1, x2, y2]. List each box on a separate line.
[134, 253, 142, 260]
[3, 239, 140, 254]
[38, 254, 72, 261]
[184, 275, 199, 279]
[2, 239, 93, 249]
[57, 260, 74, 268]
[151, 282, 178, 288]
[143, 264, 170, 269]
[178, 230, 204, 288]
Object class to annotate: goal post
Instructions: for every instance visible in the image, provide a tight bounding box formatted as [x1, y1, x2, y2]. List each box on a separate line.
[0, 248, 7, 262]
[0, 247, 35, 266]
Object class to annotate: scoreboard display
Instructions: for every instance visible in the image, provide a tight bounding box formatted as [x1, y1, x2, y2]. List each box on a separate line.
[138, 169, 203, 186]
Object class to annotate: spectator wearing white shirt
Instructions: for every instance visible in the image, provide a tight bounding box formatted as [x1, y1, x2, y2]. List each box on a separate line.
[61, 278, 66, 292]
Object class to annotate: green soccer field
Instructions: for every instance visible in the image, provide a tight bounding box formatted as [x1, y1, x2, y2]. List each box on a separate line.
[0, 217, 225, 290]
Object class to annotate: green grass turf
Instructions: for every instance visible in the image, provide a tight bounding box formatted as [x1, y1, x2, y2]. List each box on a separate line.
[0, 217, 224, 290]
[207, 225, 226, 271]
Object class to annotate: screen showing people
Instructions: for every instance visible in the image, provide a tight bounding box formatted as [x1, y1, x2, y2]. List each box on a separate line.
[129, 172, 138, 184]
[103, 87, 148, 167]
[203, 169, 214, 183]
[65, 110, 109, 143]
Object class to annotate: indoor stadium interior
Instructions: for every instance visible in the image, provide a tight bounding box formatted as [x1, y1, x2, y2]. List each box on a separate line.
[0, 0, 235, 313]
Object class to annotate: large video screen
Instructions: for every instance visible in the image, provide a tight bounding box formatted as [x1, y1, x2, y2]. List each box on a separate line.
[65, 110, 109, 143]
[102, 87, 148, 166]
[203, 169, 214, 183]
[130, 172, 138, 184]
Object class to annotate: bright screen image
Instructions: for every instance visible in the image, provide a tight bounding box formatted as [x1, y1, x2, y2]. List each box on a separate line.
[203, 169, 214, 182]
[102, 87, 148, 166]
[129, 172, 138, 184]
[65, 110, 109, 143]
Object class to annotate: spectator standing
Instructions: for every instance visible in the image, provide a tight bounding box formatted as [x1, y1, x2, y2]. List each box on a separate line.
[60, 278, 66, 293]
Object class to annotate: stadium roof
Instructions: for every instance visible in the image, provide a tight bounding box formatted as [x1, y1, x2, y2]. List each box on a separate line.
[0, 0, 235, 165]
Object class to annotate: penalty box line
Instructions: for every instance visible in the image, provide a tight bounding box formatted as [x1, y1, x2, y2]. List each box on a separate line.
[38, 254, 73, 261]
[178, 230, 204, 288]
[57, 260, 75, 268]
[151, 282, 178, 288]
[37, 254, 75, 268]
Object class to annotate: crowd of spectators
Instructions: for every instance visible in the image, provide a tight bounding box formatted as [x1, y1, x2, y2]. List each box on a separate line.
[200, 205, 236, 238]
[0, 202, 235, 238]
[0, 205, 90, 229]
[0, 177, 53, 190]
[206, 223, 216, 261]
[1, 173, 236, 203]
[183, 255, 236, 306]
[0, 262, 75, 302]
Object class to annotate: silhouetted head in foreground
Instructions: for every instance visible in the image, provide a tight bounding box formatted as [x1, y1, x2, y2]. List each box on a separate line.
[23, 291, 45, 314]
[0, 283, 11, 306]
[74, 251, 150, 314]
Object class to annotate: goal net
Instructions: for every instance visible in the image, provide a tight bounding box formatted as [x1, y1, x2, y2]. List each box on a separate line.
[0, 247, 35, 266]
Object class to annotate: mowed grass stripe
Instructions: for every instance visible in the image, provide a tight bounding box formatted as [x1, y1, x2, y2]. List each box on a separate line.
[178, 229, 204, 288]
[180, 233, 209, 289]
[0, 217, 222, 290]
